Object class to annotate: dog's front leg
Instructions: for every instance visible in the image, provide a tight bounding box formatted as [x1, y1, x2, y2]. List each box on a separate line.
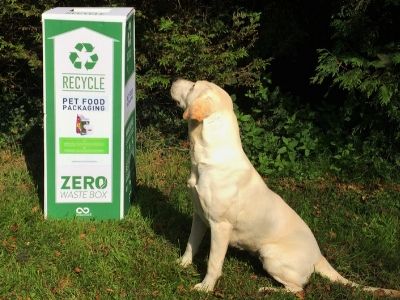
[187, 163, 198, 188]
[178, 213, 207, 267]
[194, 220, 232, 292]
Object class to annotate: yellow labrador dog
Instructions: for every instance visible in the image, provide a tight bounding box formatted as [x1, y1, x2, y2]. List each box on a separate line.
[170, 79, 400, 297]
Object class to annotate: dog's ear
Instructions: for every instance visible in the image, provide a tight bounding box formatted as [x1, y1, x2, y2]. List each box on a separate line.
[183, 96, 214, 122]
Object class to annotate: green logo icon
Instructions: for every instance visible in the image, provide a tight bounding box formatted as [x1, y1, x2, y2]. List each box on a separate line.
[69, 43, 98, 70]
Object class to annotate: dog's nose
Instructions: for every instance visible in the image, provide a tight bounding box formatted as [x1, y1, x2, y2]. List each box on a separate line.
[172, 77, 183, 84]
[171, 78, 195, 103]
[171, 78, 188, 88]
[170, 81, 179, 98]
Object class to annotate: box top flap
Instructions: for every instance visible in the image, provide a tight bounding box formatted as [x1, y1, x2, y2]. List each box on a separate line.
[42, 7, 135, 21]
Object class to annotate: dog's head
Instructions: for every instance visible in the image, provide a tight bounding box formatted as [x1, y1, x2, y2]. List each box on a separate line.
[170, 79, 233, 122]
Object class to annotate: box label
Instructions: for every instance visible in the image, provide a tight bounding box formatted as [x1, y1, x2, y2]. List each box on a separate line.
[51, 27, 114, 204]
[44, 18, 125, 218]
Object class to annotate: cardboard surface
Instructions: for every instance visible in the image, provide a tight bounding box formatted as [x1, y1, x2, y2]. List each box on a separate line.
[42, 7, 135, 219]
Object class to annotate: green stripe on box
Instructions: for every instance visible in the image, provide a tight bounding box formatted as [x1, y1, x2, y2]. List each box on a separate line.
[60, 137, 109, 154]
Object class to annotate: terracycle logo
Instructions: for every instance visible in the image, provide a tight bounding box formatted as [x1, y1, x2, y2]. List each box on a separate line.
[69, 42, 98, 70]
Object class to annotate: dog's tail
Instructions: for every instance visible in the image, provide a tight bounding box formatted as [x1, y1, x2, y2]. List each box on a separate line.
[314, 256, 400, 298]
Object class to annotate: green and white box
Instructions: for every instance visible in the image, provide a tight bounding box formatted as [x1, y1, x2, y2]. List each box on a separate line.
[42, 7, 136, 219]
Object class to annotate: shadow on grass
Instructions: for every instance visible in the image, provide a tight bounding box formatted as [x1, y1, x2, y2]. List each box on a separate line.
[22, 125, 44, 210]
[135, 184, 193, 253]
[134, 184, 268, 279]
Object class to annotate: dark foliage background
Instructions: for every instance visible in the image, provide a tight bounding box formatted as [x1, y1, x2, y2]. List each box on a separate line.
[1, 0, 399, 180]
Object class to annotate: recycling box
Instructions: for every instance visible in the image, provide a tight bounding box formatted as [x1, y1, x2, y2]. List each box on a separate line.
[42, 7, 136, 219]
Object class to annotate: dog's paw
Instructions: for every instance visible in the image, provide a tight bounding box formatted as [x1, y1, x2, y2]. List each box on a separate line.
[176, 256, 192, 268]
[193, 280, 215, 292]
[187, 177, 196, 188]
[193, 282, 213, 292]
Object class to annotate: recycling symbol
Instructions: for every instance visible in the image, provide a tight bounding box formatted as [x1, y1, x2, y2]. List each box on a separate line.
[69, 43, 98, 70]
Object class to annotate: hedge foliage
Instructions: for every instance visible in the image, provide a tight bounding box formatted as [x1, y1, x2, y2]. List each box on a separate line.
[1, 0, 399, 179]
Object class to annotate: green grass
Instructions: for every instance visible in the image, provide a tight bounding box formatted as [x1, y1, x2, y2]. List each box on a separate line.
[0, 128, 399, 299]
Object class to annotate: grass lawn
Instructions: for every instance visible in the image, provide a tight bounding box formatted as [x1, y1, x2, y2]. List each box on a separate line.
[0, 128, 399, 299]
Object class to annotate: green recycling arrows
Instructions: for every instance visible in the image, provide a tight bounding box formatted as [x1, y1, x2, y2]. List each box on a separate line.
[69, 42, 98, 70]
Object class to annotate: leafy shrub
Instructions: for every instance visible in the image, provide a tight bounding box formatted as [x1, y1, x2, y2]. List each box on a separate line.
[1, 0, 399, 180]
[312, 0, 400, 117]
[237, 78, 320, 178]
[311, 0, 400, 179]
[328, 131, 400, 180]
[136, 9, 268, 131]
[0, 0, 44, 141]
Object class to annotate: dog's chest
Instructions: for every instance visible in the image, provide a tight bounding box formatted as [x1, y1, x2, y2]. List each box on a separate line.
[188, 121, 203, 162]
[193, 166, 244, 223]
[191, 179, 260, 252]
[189, 114, 240, 165]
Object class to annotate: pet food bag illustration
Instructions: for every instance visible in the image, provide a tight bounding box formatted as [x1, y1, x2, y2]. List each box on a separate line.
[76, 114, 93, 135]
[43, 7, 136, 219]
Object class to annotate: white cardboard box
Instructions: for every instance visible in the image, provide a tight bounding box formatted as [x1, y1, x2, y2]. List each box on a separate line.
[42, 7, 136, 219]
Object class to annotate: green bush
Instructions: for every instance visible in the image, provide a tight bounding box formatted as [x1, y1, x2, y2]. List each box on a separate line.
[136, 8, 268, 131]
[1, 0, 399, 180]
[311, 0, 400, 179]
[236, 78, 320, 178]
[0, 0, 44, 141]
